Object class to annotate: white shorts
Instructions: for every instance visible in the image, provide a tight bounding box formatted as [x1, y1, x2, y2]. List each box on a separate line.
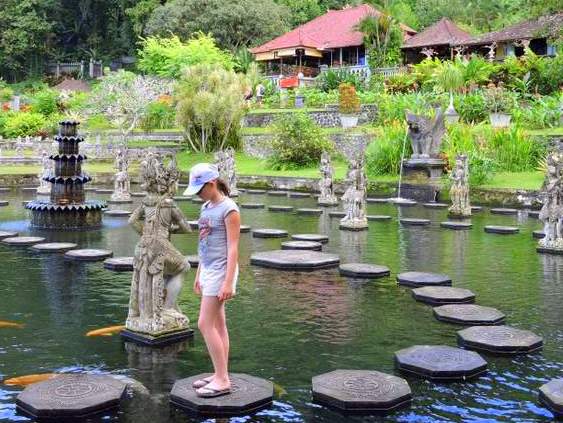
[199, 265, 239, 297]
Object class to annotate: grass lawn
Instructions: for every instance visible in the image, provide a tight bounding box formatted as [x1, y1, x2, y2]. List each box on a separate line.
[480, 171, 544, 190]
[240, 125, 377, 136]
[526, 127, 563, 137]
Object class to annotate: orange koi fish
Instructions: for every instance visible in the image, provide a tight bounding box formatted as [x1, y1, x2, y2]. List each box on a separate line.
[0, 320, 25, 329]
[86, 325, 125, 337]
[4, 373, 58, 386]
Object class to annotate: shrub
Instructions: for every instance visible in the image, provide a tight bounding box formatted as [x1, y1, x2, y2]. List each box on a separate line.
[486, 126, 547, 172]
[365, 120, 410, 176]
[84, 114, 113, 130]
[3, 112, 46, 137]
[140, 99, 176, 131]
[269, 112, 333, 169]
[375, 92, 440, 124]
[338, 83, 360, 114]
[31, 89, 59, 115]
[0, 86, 13, 102]
[511, 96, 561, 129]
[455, 92, 487, 123]
[384, 72, 417, 93]
[483, 85, 517, 114]
[317, 69, 364, 92]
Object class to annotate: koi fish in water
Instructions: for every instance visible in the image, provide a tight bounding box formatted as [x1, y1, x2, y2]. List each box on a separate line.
[0, 320, 25, 329]
[85, 325, 125, 337]
[4, 373, 58, 386]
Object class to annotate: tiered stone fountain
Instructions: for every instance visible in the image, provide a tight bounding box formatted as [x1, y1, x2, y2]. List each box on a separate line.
[26, 121, 105, 229]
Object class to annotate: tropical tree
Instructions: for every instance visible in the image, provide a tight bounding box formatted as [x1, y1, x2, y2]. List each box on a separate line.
[356, 11, 403, 69]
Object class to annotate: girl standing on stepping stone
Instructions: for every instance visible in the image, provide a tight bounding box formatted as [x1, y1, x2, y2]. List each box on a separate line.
[184, 163, 240, 398]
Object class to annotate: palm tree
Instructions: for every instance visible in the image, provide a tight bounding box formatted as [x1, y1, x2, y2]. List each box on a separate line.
[355, 9, 400, 68]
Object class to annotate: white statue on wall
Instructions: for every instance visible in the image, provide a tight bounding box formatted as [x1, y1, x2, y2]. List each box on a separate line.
[37, 150, 52, 195]
[340, 153, 368, 230]
[318, 151, 338, 206]
[448, 154, 471, 218]
[111, 148, 131, 202]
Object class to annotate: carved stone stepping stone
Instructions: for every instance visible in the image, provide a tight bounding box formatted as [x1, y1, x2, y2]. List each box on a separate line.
[0, 200, 8, 207]
[240, 203, 265, 209]
[528, 210, 540, 219]
[366, 198, 389, 203]
[240, 225, 251, 233]
[95, 189, 113, 194]
[170, 373, 273, 417]
[1, 236, 46, 246]
[104, 210, 132, 217]
[412, 287, 475, 306]
[339, 263, 390, 279]
[130, 192, 146, 197]
[107, 199, 133, 204]
[31, 243, 78, 253]
[397, 272, 451, 287]
[65, 249, 113, 262]
[423, 202, 449, 209]
[104, 257, 134, 271]
[389, 198, 417, 207]
[484, 225, 519, 234]
[291, 234, 329, 244]
[252, 229, 288, 238]
[268, 205, 293, 212]
[250, 250, 339, 270]
[246, 189, 266, 194]
[186, 255, 199, 267]
[440, 221, 472, 230]
[471, 206, 483, 212]
[533, 230, 545, 239]
[394, 345, 487, 381]
[288, 192, 310, 198]
[400, 218, 430, 226]
[267, 191, 287, 196]
[539, 379, 563, 417]
[192, 198, 204, 204]
[457, 325, 543, 354]
[367, 215, 392, 221]
[490, 208, 518, 215]
[0, 230, 18, 240]
[312, 370, 412, 414]
[296, 208, 322, 215]
[16, 374, 126, 419]
[281, 240, 322, 251]
[328, 211, 346, 218]
[173, 196, 191, 202]
[433, 304, 505, 325]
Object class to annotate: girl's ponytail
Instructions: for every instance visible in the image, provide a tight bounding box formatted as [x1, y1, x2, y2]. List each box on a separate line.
[216, 178, 231, 197]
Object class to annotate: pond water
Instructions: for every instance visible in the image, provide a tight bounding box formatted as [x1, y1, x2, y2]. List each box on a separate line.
[0, 189, 562, 422]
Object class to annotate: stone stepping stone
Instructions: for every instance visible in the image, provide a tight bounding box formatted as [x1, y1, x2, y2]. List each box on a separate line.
[16, 374, 126, 420]
[440, 221, 472, 230]
[186, 255, 199, 267]
[188, 220, 199, 229]
[394, 345, 487, 381]
[240, 203, 265, 209]
[281, 240, 322, 251]
[178, 183, 188, 188]
[339, 263, 390, 279]
[527, 210, 540, 219]
[192, 198, 204, 204]
[246, 189, 266, 194]
[490, 208, 519, 215]
[0, 187, 10, 193]
[484, 225, 519, 234]
[65, 249, 113, 262]
[397, 272, 452, 288]
[400, 218, 431, 226]
[31, 243, 78, 253]
[84, 187, 98, 192]
[287, 192, 310, 198]
[471, 206, 483, 212]
[250, 250, 339, 270]
[104, 210, 132, 217]
[104, 256, 134, 271]
[539, 379, 563, 418]
[252, 229, 288, 239]
[433, 304, 505, 325]
[107, 199, 133, 204]
[173, 196, 191, 202]
[367, 215, 392, 221]
[366, 198, 389, 203]
[533, 230, 545, 239]
[267, 191, 287, 196]
[130, 192, 146, 197]
[95, 189, 113, 194]
[0, 230, 18, 240]
[268, 205, 293, 212]
[240, 225, 251, 233]
[296, 208, 322, 215]
[423, 202, 449, 209]
[312, 370, 411, 414]
[537, 246, 563, 255]
[291, 234, 329, 244]
[412, 287, 475, 306]
[389, 198, 417, 207]
[1, 236, 46, 246]
[170, 373, 273, 417]
[328, 211, 346, 218]
[457, 325, 543, 355]
[21, 187, 37, 192]
[0, 201, 8, 207]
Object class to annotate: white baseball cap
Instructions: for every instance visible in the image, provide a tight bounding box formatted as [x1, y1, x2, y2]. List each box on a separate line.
[183, 163, 220, 195]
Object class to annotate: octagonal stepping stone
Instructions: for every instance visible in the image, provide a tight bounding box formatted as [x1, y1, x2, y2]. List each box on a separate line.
[16, 374, 126, 419]
[412, 287, 475, 306]
[288, 192, 310, 198]
[394, 345, 487, 381]
[267, 191, 287, 196]
[268, 205, 293, 212]
[107, 199, 133, 204]
[423, 202, 449, 209]
[457, 325, 543, 354]
[21, 187, 38, 192]
[367, 215, 392, 221]
[528, 210, 540, 219]
[240, 203, 265, 209]
[339, 263, 390, 279]
[31, 242, 78, 253]
[192, 198, 204, 204]
[400, 218, 431, 226]
[178, 183, 188, 188]
[186, 255, 199, 267]
[533, 230, 545, 239]
[2, 236, 46, 246]
[0, 200, 8, 207]
[240, 225, 251, 233]
[433, 304, 505, 325]
[484, 225, 519, 234]
[95, 189, 113, 194]
[84, 187, 98, 192]
[130, 192, 146, 197]
[246, 189, 266, 194]
[250, 250, 339, 270]
[471, 206, 483, 212]
[65, 249, 113, 262]
[104, 257, 134, 271]
[539, 379, 563, 417]
[0, 230, 18, 240]
[440, 221, 472, 230]
[281, 240, 322, 251]
[104, 210, 132, 217]
[491, 208, 519, 215]
[296, 208, 322, 216]
[291, 234, 329, 244]
[397, 272, 451, 288]
[170, 373, 273, 417]
[389, 198, 417, 207]
[329, 211, 346, 218]
[312, 370, 411, 414]
[252, 229, 288, 239]
[173, 196, 191, 202]
[366, 198, 389, 203]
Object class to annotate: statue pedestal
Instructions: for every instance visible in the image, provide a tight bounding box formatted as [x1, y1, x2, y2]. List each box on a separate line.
[121, 328, 194, 347]
[339, 218, 368, 231]
[402, 158, 446, 180]
[318, 197, 338, 207]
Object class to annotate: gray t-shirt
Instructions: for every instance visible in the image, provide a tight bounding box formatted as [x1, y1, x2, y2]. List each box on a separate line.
[198, 197, 239, 270]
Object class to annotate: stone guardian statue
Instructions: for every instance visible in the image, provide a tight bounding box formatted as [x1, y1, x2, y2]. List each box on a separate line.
[111, 148, 132, 202]
[340, 153, 368, 231]
[318, 151, 338, 206]
[538, 152, 563, 253]
[37, 150, 52, 195]
[448, 154, 471, 218]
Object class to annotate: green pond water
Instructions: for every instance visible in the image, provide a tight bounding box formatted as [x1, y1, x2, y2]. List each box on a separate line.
[0, 189, 562, 422]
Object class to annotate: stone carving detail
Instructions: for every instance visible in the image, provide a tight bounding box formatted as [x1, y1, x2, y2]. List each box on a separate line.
[111, 148, 131, 202]
[486, 42, 497, 62]
[420, 47, 436, 58]
[15, 140, 24, 158]
[539, 152, 563, 251]
[37, 150, 52, 195]
[406, 108, 445, 159]
[340, 153, 368, 230]
[318, 151, 338, 206]
[215, 147, 239, 196]
[126, 153, 192, 336]
[449, 154, 471, 217]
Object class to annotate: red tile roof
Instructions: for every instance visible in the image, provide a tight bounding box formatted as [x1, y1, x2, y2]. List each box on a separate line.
[402, 18, 471, 49]
[251, 4, 416, 54]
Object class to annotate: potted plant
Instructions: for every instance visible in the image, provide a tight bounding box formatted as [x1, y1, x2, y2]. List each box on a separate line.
[484, 84, 513, 128]
[338, 83, 360, 128]
[434, 62, 464, 124]
[294, 88, 305, 108]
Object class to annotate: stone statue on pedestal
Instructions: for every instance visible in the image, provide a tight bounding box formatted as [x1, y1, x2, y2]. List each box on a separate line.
[214, 148, 239, 196]
[448, 154, 471, 218]
[124, 153, 193, 344]
[406, 108, 445, 159]
[37, 150, 52, 195]
[318, 151, 338, 206]
[340, 153, 368, 231]
[538, 152, 563, 253]
[15, 140, 24, 159]
[111, 148, 131, 202]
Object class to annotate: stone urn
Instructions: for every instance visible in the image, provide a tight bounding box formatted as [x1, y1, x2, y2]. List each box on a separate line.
[339, 114, 359, 129]
[295, 94, 305, 108]
[489, 112, 511, 128]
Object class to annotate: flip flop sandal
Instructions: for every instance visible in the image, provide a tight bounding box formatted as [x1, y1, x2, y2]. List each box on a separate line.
[195, 386, 232, 398]
[192, 378, 212, 389]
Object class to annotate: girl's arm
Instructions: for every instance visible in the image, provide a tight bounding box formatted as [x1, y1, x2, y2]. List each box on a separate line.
[193, 264, 201, 295]
[218, 210, 240, 302]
